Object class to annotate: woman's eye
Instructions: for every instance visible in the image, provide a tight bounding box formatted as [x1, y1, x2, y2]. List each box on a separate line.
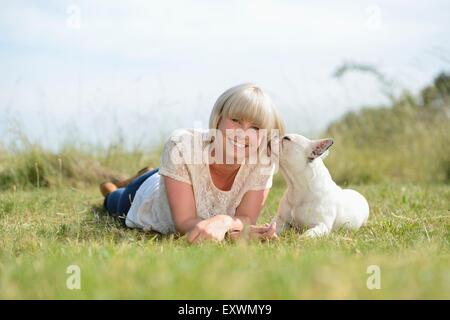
[231, 118, 240, 123]
[251, 126, 260, 131]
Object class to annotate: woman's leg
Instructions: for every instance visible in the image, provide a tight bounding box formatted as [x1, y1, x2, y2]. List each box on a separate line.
[103, 168, 159, 222]
[103, 187, 126, 217]
[114, 166, 155, 188]
[99, 166, 154, 196]
[116, 168, 159, 215]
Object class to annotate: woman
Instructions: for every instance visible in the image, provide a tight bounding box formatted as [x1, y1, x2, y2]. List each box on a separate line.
[100, 83, 285, 244]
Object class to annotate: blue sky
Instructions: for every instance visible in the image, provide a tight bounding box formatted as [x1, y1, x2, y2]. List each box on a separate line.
[1, 0, 449, 150]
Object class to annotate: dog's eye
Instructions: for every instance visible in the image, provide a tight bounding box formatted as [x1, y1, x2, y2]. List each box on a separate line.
[283, 136, 291, 141]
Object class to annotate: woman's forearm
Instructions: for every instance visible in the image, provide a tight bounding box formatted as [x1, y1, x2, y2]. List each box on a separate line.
[175, 217, 203, 235]
[179, 214, 249, 238]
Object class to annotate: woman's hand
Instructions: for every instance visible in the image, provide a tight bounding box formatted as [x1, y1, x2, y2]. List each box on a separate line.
[228, 221, 278, 242]
[186, 215, 234, 244]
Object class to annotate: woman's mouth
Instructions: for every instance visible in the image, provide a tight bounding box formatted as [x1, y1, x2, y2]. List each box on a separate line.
[228, 137, 248, 148]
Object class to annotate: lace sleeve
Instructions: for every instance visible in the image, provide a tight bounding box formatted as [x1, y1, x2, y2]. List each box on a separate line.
[158, 138, 192, 185]
[247, 163, 275, 191]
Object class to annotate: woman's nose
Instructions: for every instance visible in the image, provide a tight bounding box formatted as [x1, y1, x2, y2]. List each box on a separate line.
[240, 121, 253, 131]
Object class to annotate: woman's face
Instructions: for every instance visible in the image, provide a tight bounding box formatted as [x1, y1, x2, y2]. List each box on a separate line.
[216, 116, 264, 163]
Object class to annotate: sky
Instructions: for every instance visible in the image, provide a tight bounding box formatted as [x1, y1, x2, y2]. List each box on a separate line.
[1, 0, 449, 151]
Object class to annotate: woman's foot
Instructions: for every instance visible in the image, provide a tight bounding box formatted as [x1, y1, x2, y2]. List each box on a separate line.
[100, 166, 155, 195]
[137, 166, 154, 176]
[99, 182, 118, 197]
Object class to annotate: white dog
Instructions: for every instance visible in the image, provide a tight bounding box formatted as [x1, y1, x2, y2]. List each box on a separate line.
[272, 134, 369, 238]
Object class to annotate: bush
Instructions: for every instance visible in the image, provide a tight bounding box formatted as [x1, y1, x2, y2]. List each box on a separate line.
[324, 74, 450, 184]
[0, 143, 162, 191]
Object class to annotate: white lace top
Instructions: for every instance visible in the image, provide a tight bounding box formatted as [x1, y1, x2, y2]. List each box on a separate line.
[125, 128, 277, 234]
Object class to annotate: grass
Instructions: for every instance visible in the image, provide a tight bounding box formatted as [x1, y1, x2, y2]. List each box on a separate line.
[0, 173, 449, 299]
[0, 73, 449, 299]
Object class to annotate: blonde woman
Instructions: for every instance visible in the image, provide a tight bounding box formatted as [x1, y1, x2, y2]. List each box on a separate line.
[100, 83, 285, 244]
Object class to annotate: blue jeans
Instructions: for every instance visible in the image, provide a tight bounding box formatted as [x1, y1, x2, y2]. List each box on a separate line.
[103, 168, 159, 221]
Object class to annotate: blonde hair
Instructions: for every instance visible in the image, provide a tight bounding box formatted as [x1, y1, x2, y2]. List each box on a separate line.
[208, 83, 285, 155]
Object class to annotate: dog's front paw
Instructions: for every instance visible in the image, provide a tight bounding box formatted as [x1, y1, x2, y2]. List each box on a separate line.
[301, 229, 320, 238]
[301, 224, 330, 238]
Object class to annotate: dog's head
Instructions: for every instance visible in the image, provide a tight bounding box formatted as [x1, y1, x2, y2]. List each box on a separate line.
[280, 134, 334, 170]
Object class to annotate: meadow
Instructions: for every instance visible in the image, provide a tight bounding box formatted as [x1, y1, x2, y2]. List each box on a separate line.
[0, 176, 448, 299]
[0, 73, 449, 299]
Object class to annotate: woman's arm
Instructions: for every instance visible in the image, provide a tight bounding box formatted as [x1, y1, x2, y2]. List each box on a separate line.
[229, 188, 278, 241]
[164, 175, 200, 234]
[164, 175, 275, 243]
[233, 188, 270, 227]
[164, 175, 234, 244]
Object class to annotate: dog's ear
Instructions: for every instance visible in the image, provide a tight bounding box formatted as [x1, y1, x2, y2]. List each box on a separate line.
[308, 138, 334, 161]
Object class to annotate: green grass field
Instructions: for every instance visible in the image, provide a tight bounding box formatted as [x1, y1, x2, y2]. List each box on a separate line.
[0, 174, 448, 299]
